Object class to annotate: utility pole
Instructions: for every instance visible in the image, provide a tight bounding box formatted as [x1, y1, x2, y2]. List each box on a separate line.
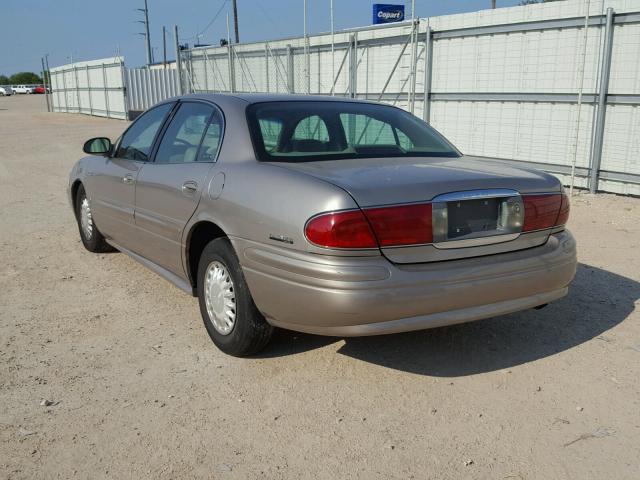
[137, 0, 152, 65]
[162, 26, 167, 67]
[492, 0, 496, 8]
[232, 0, 240, 43]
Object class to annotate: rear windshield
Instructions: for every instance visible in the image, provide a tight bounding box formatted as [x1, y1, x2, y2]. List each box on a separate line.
[246, 101, 460, 162]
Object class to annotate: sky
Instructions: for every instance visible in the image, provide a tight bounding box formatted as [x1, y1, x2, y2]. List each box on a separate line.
[0, 0, 522, 75]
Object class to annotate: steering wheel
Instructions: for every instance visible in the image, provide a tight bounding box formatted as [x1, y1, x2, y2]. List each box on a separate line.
[174, 138, 192, 148]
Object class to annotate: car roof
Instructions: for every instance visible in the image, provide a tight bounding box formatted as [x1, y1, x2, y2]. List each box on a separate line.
[176, 92, 379, 106]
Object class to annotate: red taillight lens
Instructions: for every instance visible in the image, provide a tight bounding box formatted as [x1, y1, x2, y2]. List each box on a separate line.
[364, 203, 433, 246]
[305, 210, 378, 248]
[556, 193, 570, 226]
[523, 194, 568, 232]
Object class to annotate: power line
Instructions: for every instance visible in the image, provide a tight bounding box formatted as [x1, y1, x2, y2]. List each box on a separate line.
[184, 0, 229, 41]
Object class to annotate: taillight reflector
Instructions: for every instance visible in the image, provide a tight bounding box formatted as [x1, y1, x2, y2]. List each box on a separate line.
[364, 203, 433, 246]
[305, 210, 378, 249]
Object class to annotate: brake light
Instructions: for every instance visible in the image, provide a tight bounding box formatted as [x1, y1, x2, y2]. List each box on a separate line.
[305, 210, 378, 248]
[523, 193, 568, 232]
[364, 203, 433, 246]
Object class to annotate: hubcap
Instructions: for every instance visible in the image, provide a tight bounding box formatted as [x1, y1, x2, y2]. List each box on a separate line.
[80, 197, 93, 240]
[204, 261, 236, 335]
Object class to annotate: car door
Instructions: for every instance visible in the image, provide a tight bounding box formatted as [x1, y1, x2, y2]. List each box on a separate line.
[85, 102, 174, 251]
[133, 101, 223, 276]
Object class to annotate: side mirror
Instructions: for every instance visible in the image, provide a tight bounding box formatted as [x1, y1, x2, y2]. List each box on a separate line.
[83, 137, 112, 156]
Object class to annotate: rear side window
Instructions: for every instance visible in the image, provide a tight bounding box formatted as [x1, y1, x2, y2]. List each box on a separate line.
[198, 110, 223, 162]
[247, 101, 459, 162]
[154, 102, 214, 164]
[115, 103, 173, 161]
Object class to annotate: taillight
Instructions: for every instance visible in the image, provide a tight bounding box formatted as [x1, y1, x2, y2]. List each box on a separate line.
[307, 192, 568, 250]
[305, 210, 378, 248]
[556, 193, 570, 226]
[364, 203, 433, 246]
[523, 193, 569, 232]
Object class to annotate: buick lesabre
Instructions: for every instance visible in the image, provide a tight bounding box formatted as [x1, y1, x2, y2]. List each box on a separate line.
[69, 94, 577, 356]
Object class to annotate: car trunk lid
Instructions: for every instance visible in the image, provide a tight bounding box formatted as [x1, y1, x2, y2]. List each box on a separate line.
[275, 155, 562, 263]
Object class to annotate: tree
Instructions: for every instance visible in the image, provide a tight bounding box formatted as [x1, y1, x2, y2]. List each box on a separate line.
[0, 75, 10, 85]
[9, 72, 42, 84]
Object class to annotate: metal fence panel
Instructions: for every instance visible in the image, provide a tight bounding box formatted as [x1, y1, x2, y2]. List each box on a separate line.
[49, 57, 126, 119]
[125, 67, 180, 112]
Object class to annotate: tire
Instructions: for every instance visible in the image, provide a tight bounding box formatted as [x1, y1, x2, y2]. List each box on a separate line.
[75, 185, 113, 253]
[197, 238, 273, 356]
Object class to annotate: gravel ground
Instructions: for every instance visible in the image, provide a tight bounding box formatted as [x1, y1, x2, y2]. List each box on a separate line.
[1, 95, 639, 479]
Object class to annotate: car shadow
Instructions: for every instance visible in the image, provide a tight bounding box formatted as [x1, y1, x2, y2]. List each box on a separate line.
[261, 264, 638, 376]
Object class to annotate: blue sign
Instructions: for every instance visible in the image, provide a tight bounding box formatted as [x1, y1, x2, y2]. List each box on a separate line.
[373, 4, 405, 24]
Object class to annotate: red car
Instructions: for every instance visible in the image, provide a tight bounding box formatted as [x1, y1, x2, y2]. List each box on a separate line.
[34, 86, 49, 94]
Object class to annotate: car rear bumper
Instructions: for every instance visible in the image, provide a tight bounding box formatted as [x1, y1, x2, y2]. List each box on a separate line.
[234, 230, 577, 336]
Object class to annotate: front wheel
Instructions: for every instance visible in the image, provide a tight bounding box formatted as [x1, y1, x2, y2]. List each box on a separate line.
[75, 185, 113, 253]
[197, 238, 273, 356]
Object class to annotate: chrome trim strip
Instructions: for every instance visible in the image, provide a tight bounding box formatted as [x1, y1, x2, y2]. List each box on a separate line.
[433, 232, 520, 249]
[432, 188, 519, 202]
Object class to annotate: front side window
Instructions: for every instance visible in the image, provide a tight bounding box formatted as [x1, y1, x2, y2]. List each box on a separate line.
[247, 101, 459, 162]
[115, 103, 173, 161]
[154, 102, 216, 164]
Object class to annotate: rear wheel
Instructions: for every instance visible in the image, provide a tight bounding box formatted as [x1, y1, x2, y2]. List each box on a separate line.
[197, 238, 273, 356]
[75, 185, 113, 253]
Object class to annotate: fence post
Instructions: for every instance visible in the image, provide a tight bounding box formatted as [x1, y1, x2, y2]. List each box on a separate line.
[317, 45, 321, 94]
[73, 65, 82, 114]
[349, 34, 357, 98]
[265, 44, 270, 92]
[102, 63, 110, 118]
[589, 7, 614, 194]
[174, 25, 184, 95]
[41, 57, 50, 112]
[423, 25, 433, 123]
[228, 44, 236, 93]
[287, 44, 294, 93]
[61, 68, 69, 113]
[86, 65, 93, 116]
[409, 20, 419, 113]
[203, 52, 209, 92]
[120, 57, 129, 120]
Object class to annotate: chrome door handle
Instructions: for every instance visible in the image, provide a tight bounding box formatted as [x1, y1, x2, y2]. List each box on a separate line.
[181, 181, 198, 194]
[123, 174, 135, 185]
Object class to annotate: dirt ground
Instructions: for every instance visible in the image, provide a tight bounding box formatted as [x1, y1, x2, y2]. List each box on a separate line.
[1, 95, 639, 479]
